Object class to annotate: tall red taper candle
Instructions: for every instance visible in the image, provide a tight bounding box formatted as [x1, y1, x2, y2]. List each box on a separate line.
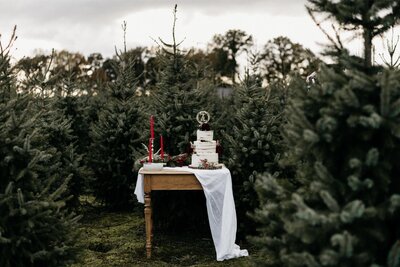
[150, 115, 154, 139]
[148, 138, 152, 163]
[160, 135, 164, 161]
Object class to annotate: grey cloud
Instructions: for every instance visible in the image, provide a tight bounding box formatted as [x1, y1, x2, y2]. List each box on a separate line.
[1, 0, 307, 24]
[0, 0, 309, 58]
[0, 0, 307, 39]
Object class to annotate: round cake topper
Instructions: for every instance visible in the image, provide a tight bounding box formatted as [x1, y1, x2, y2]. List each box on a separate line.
[196, 111, 210, 124]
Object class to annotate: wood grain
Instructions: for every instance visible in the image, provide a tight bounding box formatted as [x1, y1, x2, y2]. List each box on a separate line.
[149, 174, 202, 190]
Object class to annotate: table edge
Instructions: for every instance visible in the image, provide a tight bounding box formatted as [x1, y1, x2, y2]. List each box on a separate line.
[139, 169, 193, 175]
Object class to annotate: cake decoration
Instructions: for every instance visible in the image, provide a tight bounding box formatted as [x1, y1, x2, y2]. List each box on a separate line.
[189, 111, 222, 169]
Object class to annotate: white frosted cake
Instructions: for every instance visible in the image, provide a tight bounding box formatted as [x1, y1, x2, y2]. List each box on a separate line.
[191, 129, 219, 166]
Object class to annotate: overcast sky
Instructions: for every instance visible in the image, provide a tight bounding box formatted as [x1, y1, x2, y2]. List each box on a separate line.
[0, 0, 376, 63]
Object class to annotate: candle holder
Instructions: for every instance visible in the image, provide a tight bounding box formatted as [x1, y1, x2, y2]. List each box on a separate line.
[143, 162, 165, 171]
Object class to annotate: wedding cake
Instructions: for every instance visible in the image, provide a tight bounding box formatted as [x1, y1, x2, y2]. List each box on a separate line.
[191, 111, 219, 167]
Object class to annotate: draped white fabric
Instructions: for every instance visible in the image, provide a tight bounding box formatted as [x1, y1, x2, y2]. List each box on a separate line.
[134, 166, 248, 261]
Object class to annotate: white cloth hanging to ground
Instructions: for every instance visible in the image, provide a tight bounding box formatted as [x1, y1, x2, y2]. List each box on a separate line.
[134, 166, 249, 261]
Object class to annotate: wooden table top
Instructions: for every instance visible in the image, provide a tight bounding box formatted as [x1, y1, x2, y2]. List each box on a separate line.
[139, 168, 193, 175]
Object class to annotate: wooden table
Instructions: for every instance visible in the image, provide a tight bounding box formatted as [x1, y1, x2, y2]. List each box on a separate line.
[139, 169, 203, 258]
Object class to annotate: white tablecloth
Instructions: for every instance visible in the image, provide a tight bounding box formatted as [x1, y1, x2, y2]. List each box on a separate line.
[134, 166, 249, 261]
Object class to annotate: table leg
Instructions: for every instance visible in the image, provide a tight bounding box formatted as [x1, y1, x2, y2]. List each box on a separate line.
[144, 192, 152, 258]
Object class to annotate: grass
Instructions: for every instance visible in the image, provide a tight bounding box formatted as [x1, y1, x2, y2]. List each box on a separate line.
[71, 196, 257, 267]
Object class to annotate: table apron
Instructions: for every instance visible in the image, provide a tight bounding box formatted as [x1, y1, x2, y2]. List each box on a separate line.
[144, 174, 203, 191]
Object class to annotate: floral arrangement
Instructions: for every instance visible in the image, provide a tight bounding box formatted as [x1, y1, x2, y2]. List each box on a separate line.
[133, 143, 190, 170]
[199, 122, 210, 131]
[189, 159, 222, 170]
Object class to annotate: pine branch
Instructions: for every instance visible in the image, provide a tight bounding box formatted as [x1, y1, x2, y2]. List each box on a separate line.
[0, 25, 18, 54]
[172, 4, 177, 55]
[307, 8, 344, 52]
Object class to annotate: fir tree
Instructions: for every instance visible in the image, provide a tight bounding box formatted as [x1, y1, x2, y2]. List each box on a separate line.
[90, 38, 144, 208]
[51, 77, 91, 206]
[254, 55, 400, 267]
[54, 76, 92, 156]
[151, 11, 214, 156]
[0, 27, 17, 103]
[223, 63, 285, 238]
[34, 102, 86, 208]
[252, 4, 400, 264]
[0, 30, 80, 267]
[21, 53, 88, 208]
[147, 5, 219, 230]
[307, 0, 400, 67]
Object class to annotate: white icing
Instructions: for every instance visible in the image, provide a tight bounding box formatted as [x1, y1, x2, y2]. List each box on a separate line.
[197, 130, 213, 141]
[192, 130, 219, 166]
[191, 153, 219, 166]
[194, 140, 216, 153]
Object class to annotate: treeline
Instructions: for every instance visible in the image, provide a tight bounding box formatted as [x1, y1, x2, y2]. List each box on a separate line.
[1, 1, 400, 266]
[15, 31, 319, 97]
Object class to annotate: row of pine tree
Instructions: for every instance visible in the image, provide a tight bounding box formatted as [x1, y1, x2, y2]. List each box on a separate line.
[1, 1, 400, 266]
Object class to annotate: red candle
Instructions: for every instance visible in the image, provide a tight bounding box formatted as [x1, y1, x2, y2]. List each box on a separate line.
[150, 115, 154, 139]
[148, 138, 152, 163]
[160, 135, 164, 161]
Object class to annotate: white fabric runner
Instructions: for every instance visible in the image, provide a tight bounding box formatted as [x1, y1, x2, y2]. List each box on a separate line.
[134, 166, 249, 261]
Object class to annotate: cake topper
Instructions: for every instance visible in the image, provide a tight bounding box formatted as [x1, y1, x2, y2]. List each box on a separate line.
[196, 111, 210, 124]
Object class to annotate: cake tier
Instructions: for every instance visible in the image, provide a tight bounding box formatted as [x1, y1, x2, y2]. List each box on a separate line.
[191, 153, 218, 167]
[194, 140, 216, 153]
[197, 130, 213, 141]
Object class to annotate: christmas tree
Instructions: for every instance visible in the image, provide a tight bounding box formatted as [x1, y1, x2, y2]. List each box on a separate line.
[308, 0, 400, 67]
[34, 100, 87, 208]
[151, 7, 216, 156]
[223, 62, 286, 238]
[0, 29, 80, 267]
[252, 1, 400, 266]
[90, 39, 145, 208]
[50, 77, 91, 207]
[146, 5, 219, 230]
[17, 51, 88, 208]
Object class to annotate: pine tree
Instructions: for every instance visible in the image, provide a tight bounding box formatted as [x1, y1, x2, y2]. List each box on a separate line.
[223, 64, 286, 238]
[254, 56, 400, 267]
[90, 45, 144, 208]
[307, 0, 400, 67]
[20, 53, 88, 208]
[51, 77, 91, 206]
[0, 30, 80, 267]
[152, 30, 213, 155]
[34, 101, 87, 208]
[54, 76, 92, 156]
[146, 5, 219, 230]
[252, 2, 400, 263]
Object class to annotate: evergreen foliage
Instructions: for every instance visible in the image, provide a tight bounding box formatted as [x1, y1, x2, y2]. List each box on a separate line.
[380, 27, 400, 70]
[252, 3, 400, 266]
[223, 66, 286, 238]
[0, 33, 80, 267]
[151, 5, 218, 157]
[54, 77, 92, 155]
[307, 0, 400, 67]
[19, 54, 88, 208]
[147, 5, 220, 230]
[51, 78, 93, 206]
[252, 54, 400, 267]
[89, 49, 144, 209]
[34, 100, 87, 208]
